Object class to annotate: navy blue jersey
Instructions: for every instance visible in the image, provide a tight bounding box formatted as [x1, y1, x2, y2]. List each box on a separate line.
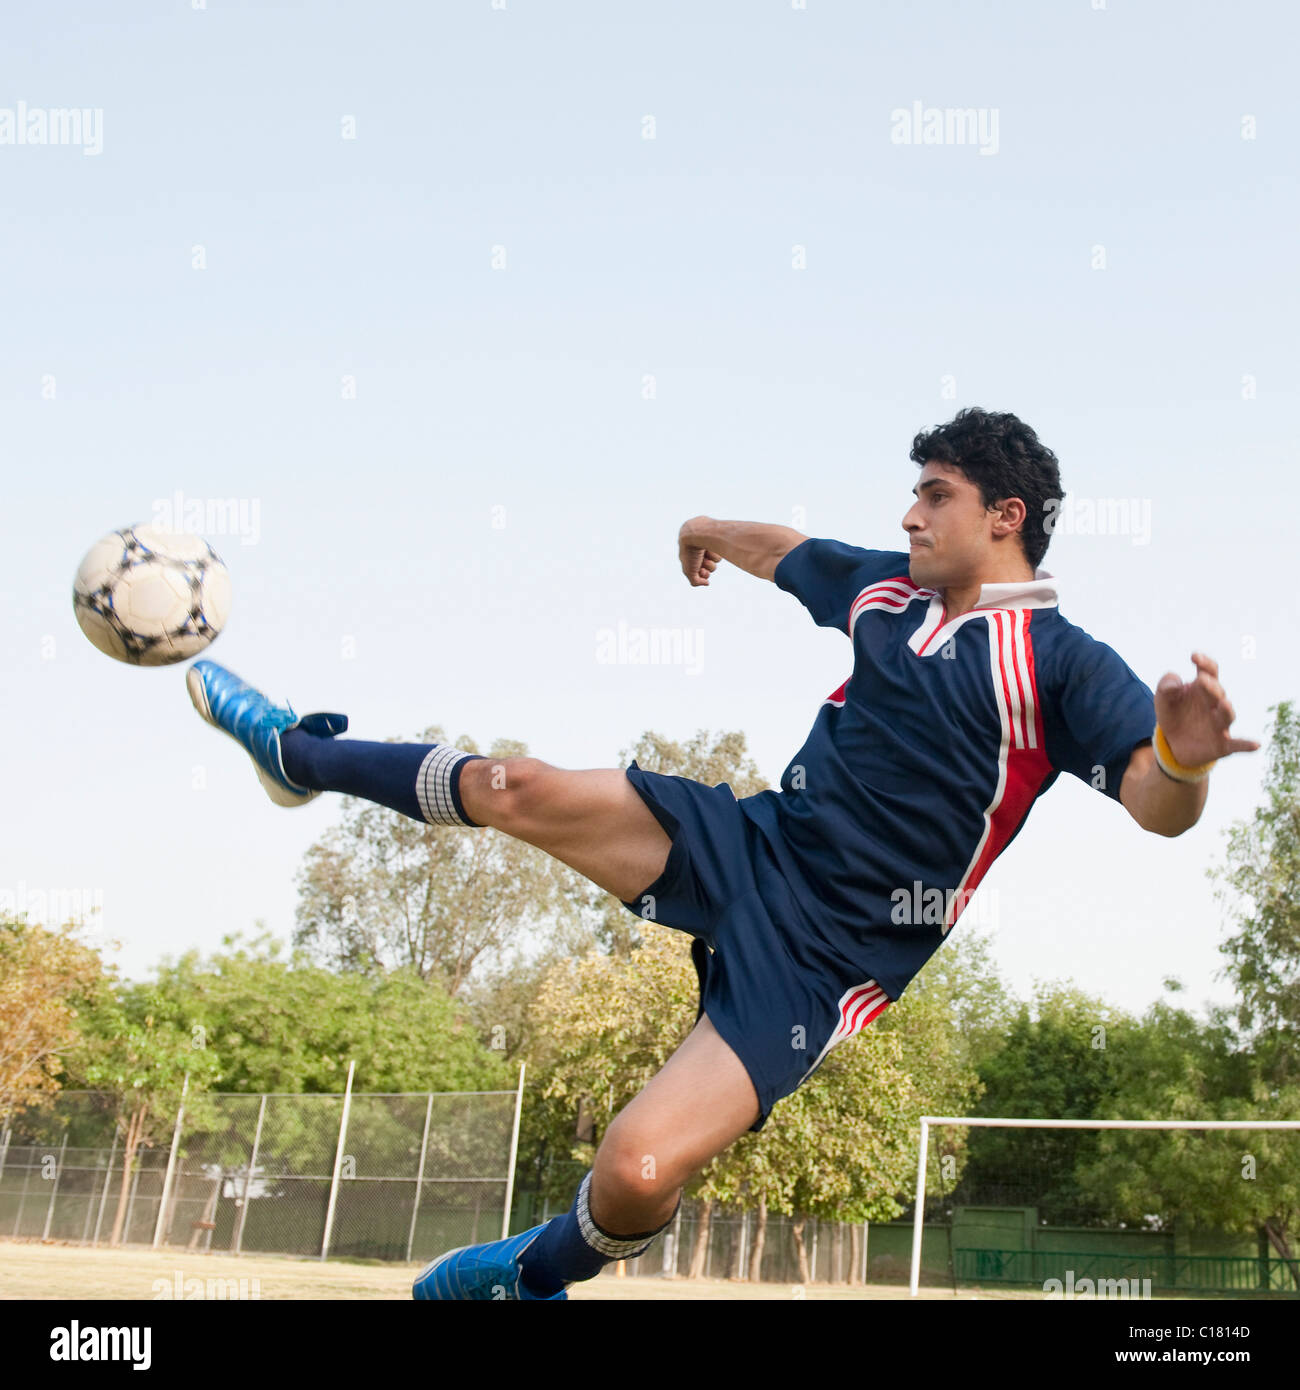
[737, 537, 1158, 1001]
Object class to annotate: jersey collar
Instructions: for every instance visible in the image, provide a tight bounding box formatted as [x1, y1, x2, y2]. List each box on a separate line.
[913, 568, 1059, 613]
[969, 568, 1058, 611]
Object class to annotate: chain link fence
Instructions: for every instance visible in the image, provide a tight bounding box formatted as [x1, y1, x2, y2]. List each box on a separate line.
[0, 1083, 520, 1263]
[612, 1205, 880, 1286]
[4, 1087, 909, 1284]
[514, 1166, 897, 1287]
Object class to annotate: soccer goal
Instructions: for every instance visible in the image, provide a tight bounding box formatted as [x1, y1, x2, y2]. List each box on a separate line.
[909, 1117, 1300, 1297]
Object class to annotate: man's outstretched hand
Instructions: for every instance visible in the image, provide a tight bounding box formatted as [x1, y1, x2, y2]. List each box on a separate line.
[1155, 652, 1260, 767]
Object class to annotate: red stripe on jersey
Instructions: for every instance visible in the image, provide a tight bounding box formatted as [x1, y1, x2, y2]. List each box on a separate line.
[997, 610, 1027, 748]
[848, 576, 919, 635]
[844, 987, 890, 1034]
[946, 609, 1052, 933]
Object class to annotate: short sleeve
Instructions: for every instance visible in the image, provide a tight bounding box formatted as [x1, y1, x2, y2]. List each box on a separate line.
[1049, 631, 1156, 802]
[774, 538, 909, 635]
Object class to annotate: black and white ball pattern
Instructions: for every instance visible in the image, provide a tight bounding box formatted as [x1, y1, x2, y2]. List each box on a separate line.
[73, 525, 232, 666]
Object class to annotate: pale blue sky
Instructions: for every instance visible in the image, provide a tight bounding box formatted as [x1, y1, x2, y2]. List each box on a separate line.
[2, 1, 1296, 1024]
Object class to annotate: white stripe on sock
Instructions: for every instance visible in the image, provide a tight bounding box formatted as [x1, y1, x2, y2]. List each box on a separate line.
[415, 745, 473, 826]
[575, 1172, 661, 1260]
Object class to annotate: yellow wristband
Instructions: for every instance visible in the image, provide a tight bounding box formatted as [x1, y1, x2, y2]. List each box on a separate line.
[1153, 724, 1216, 783]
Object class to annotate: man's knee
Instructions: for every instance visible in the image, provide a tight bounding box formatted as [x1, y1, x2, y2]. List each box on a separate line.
[475, 756, 550, 828]
[594, 1117, 690, 1209]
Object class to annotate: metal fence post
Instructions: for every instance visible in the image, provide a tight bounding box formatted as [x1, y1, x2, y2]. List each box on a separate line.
[405, 1093, 434, 1263]
[862, 1220, 869, 1284]
[41, 1134, 69, 1240]
[0, 1118, 10, 1180]
[13, 1148, 33, 1235]
[80, 1168, 98, 1245]
[234, 1093, 267, 1256]
[124, 1158, 143, 1243]
[501, 1063, 525, 1239]
[662, 1200, 682, 1278]
[321, 1060, 356, 1260]
[909, 1117, 930, 1297]
[153, 1074, 190, 1249]
[92, 1129, 119, 1246]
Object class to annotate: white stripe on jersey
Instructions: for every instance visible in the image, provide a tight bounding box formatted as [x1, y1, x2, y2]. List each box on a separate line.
[849, 578, 929, 639]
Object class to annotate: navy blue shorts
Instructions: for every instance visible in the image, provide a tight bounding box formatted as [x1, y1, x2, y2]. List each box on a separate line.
[618, 760, 892, 1131]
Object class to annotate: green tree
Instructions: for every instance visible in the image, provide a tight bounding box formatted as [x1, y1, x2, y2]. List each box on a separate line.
[1208, 700, 1300, 1083]
[892, 923, 1016, 1074]
[293, 730, 585, 995]
[0, 916, 108, 1120]
[1079, 995, 1300, 1284]
[957, 983, 1133, 1224]
[523, 923, 699, 1210]
[71, 982, 218, 1246]
[148, 930, 511, 1095]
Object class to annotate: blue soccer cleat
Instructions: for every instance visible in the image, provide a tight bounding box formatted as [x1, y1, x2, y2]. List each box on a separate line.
[413, 1226, 567, 1301]
[186, 659, 348, 808]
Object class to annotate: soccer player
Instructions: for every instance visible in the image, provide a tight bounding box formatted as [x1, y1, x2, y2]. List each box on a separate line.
[187, 407, 1258, 1300]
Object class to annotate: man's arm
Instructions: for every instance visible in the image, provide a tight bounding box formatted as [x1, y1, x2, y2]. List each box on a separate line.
[678, 515, 808, 586]
[1118, 651, 1259, 837]
[1119, 743, 1209, 836]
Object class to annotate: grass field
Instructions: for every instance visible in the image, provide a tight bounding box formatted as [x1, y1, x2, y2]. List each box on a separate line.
[0, 1238, 1045, 1300]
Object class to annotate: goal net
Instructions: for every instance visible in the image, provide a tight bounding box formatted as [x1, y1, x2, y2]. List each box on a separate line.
[908, 1117, 1300, 1297]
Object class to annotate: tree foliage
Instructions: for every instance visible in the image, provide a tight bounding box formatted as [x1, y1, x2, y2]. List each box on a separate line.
[142, 930, 512, 1096]
[0, 916, 108, 1120]
[1208, 700, 1300, 1081]
[293, 730, 587, 995]
[955, 982, 1133, 1222]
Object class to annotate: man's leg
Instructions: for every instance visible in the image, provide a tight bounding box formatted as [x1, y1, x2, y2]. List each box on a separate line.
[191, 669, 752, 1286]
[191, 661, 674, 903]
[456, 757, 674, 905]
[517, 1010, 761, 1295]
[284, 726, 674, 905]
[589, 1010, 760, 1231]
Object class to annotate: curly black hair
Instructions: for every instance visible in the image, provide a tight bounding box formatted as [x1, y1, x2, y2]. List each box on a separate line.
[909, 407, 1064, 570]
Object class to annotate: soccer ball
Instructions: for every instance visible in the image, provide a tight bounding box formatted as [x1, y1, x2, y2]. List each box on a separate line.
[72, 525, 232, 666]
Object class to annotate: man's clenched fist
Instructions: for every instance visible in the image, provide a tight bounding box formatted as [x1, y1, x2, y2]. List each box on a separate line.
[679, 518, 720, 587]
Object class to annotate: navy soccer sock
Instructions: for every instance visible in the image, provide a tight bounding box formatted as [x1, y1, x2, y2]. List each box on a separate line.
[517, 1171, 678, 1296]
[280, 730, 486, 827]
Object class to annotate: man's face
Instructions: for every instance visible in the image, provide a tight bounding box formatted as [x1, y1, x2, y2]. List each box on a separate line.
[902, 460, 1014, 588]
